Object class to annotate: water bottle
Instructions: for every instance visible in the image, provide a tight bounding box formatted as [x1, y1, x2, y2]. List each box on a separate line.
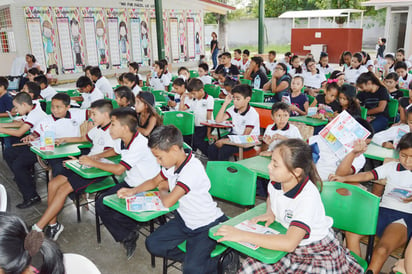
[254, 74, 261, 89]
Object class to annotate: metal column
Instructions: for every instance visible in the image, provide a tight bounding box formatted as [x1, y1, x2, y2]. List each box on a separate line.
[258, 0, 265, 54]
[155, 0, 165, 60]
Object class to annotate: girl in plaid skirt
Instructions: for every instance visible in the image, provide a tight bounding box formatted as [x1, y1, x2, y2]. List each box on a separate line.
[216, 139, 363, 273]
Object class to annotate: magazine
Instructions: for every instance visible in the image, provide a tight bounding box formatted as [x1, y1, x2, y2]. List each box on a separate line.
[387, 188, 412, 201]
[207, 120, 233, 127]
[228, 135, 260, 144]
[394, 128, 408, 148]
[307, 107, 318, 117]
[125, 191, 169, 212]
[234, 220, 280, 250]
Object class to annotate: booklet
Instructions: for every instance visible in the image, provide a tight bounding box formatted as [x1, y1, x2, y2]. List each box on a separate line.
[307, 107, 318, 117]
[281, 95, 291, 106]
[207, 120, 233, 127]
[228, 135, 259, 144]
[387, 188, 412, 201]
[394, 128, 408, 148]
[125, 191, 169, 212]
[234, 220, 280, 250]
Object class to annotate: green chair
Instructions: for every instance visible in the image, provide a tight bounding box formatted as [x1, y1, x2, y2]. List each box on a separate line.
[204, 84, 221, 98]
[189, 70, 199, 78]
[325, 73, 331, 79]
[401, 89, 409, 97]
[46, 101, 52, 114]
[360, 106, 367, 120]
[213, 100, 233, 120]
[320, 181, 380, 269]
[240, 79, 251, 86]
[110, 99, 119, 109]
[151, 90, 168, 103]
[162, 111, 195, 136]
[141, 86, 152, 92]
[388, 98, 399, 124]
[251, 89, 264, 103]
[307, 95, 315, 106]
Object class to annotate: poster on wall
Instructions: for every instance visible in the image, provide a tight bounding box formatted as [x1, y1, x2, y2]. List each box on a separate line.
[186, 18, 195, 59]
[129, 9, 150, 66]
[169, 10, 186, 62]
[107, 8, 130, 68]
[169, 18, 179, 61]
[83, 17, 98, 66]
[56, 17, 74, 71]
[107, 17, 121, 66]
[150, 18, 158, 61]
[186, 10, 203, 60]
[26, 18, 47, 70]
[130, 17, 142, 63]
[163, 11, 170, 62]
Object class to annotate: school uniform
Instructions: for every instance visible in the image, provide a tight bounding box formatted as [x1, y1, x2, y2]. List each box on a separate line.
[372, 123, 410, 147]
[146, 150, 227, 274]
[371, 162, 412, 237]
[308, 135, 365, 181]
[290, 93, 308, 116]
[303, 71, 326, 89]
[198, 75, 213, 85]
[170, 92, 185, 111]
[0, 91, 16, 148]
[266, 61, 278, 74]
[289, 67, 304, 77]
[240, 60, 250, 72]
[96, 132, 160, 242]
[264, 123, 302, 151]
[357, 86, 390, 132]
[95, 76, 114, 99]
[215, 64, 240, 76]
[131, 84, 142, 96]
[182, 93, 214, 156]
[4, 104, 48, 202]
[239, 178, 363, 273]
[208, 104, 260, 161]
[344, 66, 368, 85]
[231, 58, 242, 69]
[40, 85, 57, 101]
[316, 64, 334, 76]
[150, 73, 171, 91]
[80, 86, 104, 109]
[398, 74, 412, 90]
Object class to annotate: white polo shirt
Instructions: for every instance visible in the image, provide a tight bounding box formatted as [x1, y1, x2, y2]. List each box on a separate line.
[198, 75, 213, 85]
[303, 71, 326, 89]
[398, 74, 412, 90]
[266, 61, 278, 74]
[132, 84, 142, 96]
[316, 64, 334, 76]
[86, 122, 115, 155]
[114, 132, 160, 187]
[40, 86, 57, 101]
[41, 109, 87, 138]
[23, 104, 48, 135]
[160, 151, 224, 230]
[240, 60, 250, 72]
[150, 73, 171, 91]
[372, 124, 410, 146]
[345, 66, 368, 84]
[231, 58, 242, 69]
[225, 105, 260, 135]
[184, 93, 214, 127]
[81, 86, 105, 109]
[308, 135, 365, 181]
[268, 178, 333, 246]
[372, 162, 412, 214]
[264, 123, 302, 151]
[95, 76, 114, 99]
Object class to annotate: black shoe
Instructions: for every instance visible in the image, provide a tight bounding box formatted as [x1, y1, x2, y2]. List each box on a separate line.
[123, 231, 139, 260]
[16, 195, 41, 209]
[45, 223, 64, 241]
[221, 250, 240, 274]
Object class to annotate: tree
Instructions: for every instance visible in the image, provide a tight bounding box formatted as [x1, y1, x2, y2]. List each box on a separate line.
[251, 0, 318, 18]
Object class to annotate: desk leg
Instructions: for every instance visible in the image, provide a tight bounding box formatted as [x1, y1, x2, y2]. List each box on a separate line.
[217, 128, 221, 139]
[238, 147, 244, 160]
[150, 220, 155, 267]
[95, 192, 102, 244]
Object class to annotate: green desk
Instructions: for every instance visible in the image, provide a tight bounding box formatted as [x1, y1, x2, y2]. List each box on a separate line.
[30, 143, 81, 159]
[0, 117, 13, 123]
[364, 142, 399, 161]
[65, 156, 121, 179]
[76, 141, 93, 149]
[289, 116, 328, 126]
[237, 156, 270, 179]
[209, 203, 287, 264]
[249, 102, 273, 110]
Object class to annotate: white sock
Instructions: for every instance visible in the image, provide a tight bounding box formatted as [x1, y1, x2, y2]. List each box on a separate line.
[49, 223, 57, 227]
[32, 224, 42, 232]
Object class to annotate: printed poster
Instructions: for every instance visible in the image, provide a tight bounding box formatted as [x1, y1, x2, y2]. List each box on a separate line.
[186, 17, 195, 59]
[107, 17, 121, 66]
[56, 17, 74, 71]
[129, 8, 150, 66]
[169, 18, 179, 61]
[150, 17, 158, 61]
[107, 8, 130, 68]
[163, 11, 170, 61]
[83, 17, 99, 66]
[169, 10, 186, 62]
[25, 17, 47, 70]
[185, 10, 203, 60]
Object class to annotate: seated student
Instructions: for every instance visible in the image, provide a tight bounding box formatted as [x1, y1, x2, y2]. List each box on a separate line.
[84, 65, 93, 80]
[208, 84, 260, 161]
[117, 72, 126, 86]
[222, 76, 239, 96]
[212, 67, 231, 99]
[73, 76, 104, 109]
[160, 59, 172, 84]
[179, 78, 213, 156]
[117, 125, 228, 273]
[240, 49, 251, 72]
[303, 58, 327, 97]
[329, 133, 412, 274]
[31, 99, 115, 240]
[316, 52, 334, 76]
[90, 66, 114, 99]
[262, 63, 291, 102]
[356, 71, 391, 133]
[198, 63, 213, 85]
[22, 81, 42, 104]
[34, 74, 57, 101]
[338, 84, 361, 118]
[384, 72, 403, 100]
[135, 92, 162, 137]
[27, 67, 41, 82]
[0, 92, 48, 209]
[0, 76, 13, 118]
[399, 81, 412, 123]
[123, 72, 141, 96]
[329, 70, 345, 87]
[93, 108, 160, 258]
[266, 50, 277, 74]
[260, 102, 302, 157]
[128, 61, 143, 86]
[289, 55, 304, 77]
[395, 61, 412, 90]
[178, 66, 190, 81]
[168, 78, 187, 110]
[339, 51, 352, 72]
[231, 48, 242, 69]
[114, 86, 135, 108]
[0, 212, 65, 274]
[289, 75, 308, 116]
[310, 81, 342, 117]
[345, 52, 369, 85]
[361, 51, 375, 72]
[244, 56, 269, 89]
[383, 53, 396, 76]
[215, 52, 240, 77]
[147, 60, 170, 91]
[216, 139, 364, 273]
[280, 51, 293, 71]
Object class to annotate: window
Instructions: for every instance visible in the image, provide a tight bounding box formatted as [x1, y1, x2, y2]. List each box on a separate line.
[0, 8, 15, 53]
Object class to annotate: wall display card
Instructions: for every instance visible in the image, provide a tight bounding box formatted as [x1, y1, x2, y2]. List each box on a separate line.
[83, 17, 99, 66]
[56, 17, 74, 71]
[129, 8, 150, 66]
[26, 18, 47, 70]
[107, 17, 121, 66]
[130, 17, 142, 63]
[150, 18, 158, 61]
[169, 18, 179, 61]
[186, 18, 195, 59]
[107, 8, 130, 68]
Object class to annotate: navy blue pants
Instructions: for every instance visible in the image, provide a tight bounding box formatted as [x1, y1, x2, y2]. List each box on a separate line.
[212, 48, 219, 69]
[146, 212, 227, 274]
[371, 114, 388, 133]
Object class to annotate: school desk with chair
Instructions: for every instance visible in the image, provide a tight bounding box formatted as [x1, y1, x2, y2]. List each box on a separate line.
[364, 142, 399, 161]
[237, 155, 270, 179]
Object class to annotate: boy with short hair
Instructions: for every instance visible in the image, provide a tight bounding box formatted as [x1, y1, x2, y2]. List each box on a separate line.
[208, 84, 260, 160]
[34, 74, 57, 101]
[90, 66, 114, 99]
[232, 48, 242, 69]
[1, 92, 48, 208]
[215, 52, 240, 77]
[376, 37, 386, 59]
[240, 49, 251, 72]
[74, 76, 104, 109]
[117, 125, 227, 273]
[0, 76, 13, 118]
[27, 68, 41, 82]
[22, 81, 41, 101]
[266, 50, 278, 74]
[179, 78, 214, 156]
[31, 99, 115, 240]
[394, 61, 412, 90]
[94, 108, 160, 258]
[198, 63, 213, 85]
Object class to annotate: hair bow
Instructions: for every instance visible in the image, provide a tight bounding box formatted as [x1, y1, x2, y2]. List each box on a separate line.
[327, 79, 339, 84]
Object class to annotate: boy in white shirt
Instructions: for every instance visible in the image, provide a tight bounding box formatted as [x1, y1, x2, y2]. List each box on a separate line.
[123, 72, 142, 95]
[266, 50, 278, 74]
[231, 49, 242, 69]
[34, 74, 57, 101]
[198, 63, 213, 85]
[148, 60, 171, 91]
[74, 76, 105, 109]
[395, 61, 412, 90]
[240, 49, 251, 72]
[90, 66, 114, 99]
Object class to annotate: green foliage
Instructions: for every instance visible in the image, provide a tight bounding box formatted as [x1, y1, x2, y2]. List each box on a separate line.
[250, 0, 318, 18]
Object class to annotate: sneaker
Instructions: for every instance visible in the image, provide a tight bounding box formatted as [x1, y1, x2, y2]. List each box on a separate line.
[16, 195, 41, 209]
[221, 250, 240, 274]
[123, 231, 139, 260]
[45, 223, 64, 241]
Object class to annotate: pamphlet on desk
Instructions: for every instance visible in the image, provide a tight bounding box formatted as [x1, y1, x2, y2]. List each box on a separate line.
[30, 122, 55, 151]
[234, 220, 280, 250]
[394, 128, 408, 148]
[207, 120, 233, 127]
[228, 135, 259, 144]
[125, 191, 169, 212]
[388, 188, 412, 201]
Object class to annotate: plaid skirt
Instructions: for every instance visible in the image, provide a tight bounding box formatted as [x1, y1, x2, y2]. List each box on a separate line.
[238, 229, 364, 274]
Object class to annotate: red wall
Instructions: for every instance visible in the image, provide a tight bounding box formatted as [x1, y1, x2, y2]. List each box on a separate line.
[291, 28, 363, 63]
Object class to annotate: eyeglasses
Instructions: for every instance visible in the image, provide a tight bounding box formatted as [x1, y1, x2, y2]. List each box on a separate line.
[275, 67, 283, 71]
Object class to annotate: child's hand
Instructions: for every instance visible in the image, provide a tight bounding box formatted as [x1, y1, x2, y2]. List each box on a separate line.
[289, 104, 298, 112]
[214, 225, 243, 243]
[382, 142, 395, 149]
[402, 196, 412, 203]
[351, 139, 368, 156]
[263, 135, 272, 145]
[251, 212, 275, 227]
[273, 134, 287, 141]
[78, 155, 95, 166]
[328, 174, 345, 182]
[208, 134, 217, 142]
[215, 139, 225, 148]
[168, 100, 177, 107]
[55, 138, 65, 146]
[63, 156, 77, 168]
[20, 135, 36, 143]
[259, 150, 273, 157]
[117, 188, 136, 199]
[224, 93, 233, 105]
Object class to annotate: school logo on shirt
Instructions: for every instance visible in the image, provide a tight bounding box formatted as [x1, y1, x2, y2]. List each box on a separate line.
[72, 120, 78, 126]
[98, 138, 104, 146]
[284, 209, 293, 223]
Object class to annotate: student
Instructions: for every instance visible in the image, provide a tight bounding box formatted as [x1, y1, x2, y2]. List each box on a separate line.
[0, 212, 65, 274]
[329, 70, 345, 87]
[266, 50, 277, 74]
[94, 108, 160, 258]
[376, 37, 386, 58]
[74, 76, 104, 109]
[339, 51, 352, 72]
[169, 77, 187, 110]
[0, 76, 13, 118]
[280, 51, 293, 71]
[147, 60, 170, 91]
[345, 52, 369, 85]
[212, 67, 231, 99]
[208, 84, 260, 160]
[117, 72, 126, 86]
[27, 67, 41, 82]
[303, 58, 327, 97]
[310, 81, 342, 115]
[231, 48, 242, 69]
[179, 78, 213, 156]
[31, 99, 115, 240]
[24, 53, 42, 73]
[240, 49, 251, 72]
[383, 53, 396, 76]
[1, 92, 48, 209]
[244, 56, 269, 89]
[215, 52, 240, 77]
[128, 61, 143, 86]
[198, 63, 213, 85]
[116, 125, 228, 273]
[260, 102, 302, 157]
[316, 52, 334, 76]
[384, 72, 403, 100]
[178, 66, 190, 81]
[222, 76, 239, 95]
[356, 71, 391, 132]
[34, 74, 57, 101]
[330, 133, 412, 274]
[90, 66, 114, 99]
[338, 84, 361, 118]
[123, 72, 141, 96]
[289, 55, 304, 77]
[22, 81, 41, 104]
[399, 81, 412, 123]
[84, 65, 93, 80]
[114, 85, 135, 108]
[160, 59, 172, 84]
[216, 139, 364, 273]
[289, 75, 308, 116]
[396, 48, 412, 69]
[135, 91, 161, 137]
[262, 63, 291, 102]
[395, 61, 412, 90]
[361, 51, 374, 72]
